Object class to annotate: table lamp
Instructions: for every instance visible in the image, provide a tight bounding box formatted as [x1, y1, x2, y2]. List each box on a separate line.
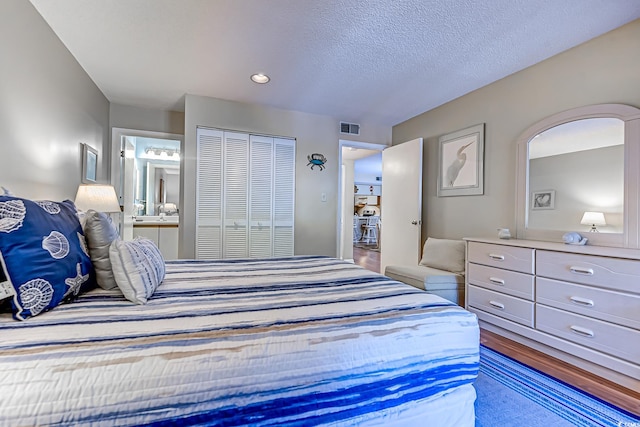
[580, 211, 606, 232]
[74, 184, 121, 213]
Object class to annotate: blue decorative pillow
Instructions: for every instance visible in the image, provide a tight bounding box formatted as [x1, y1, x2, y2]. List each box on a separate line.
[0, 196, 96, 320]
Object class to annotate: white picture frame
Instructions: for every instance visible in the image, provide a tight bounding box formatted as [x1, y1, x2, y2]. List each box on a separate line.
[531, 190, 555, 210]
[437, 123, 485, 197]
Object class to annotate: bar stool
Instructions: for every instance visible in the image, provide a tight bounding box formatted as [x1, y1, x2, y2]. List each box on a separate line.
[361, 216, 379, 245]
[353, 215, 362, 242]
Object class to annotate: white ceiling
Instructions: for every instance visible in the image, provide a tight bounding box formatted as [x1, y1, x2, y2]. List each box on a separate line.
[341, 147, 382, 179]
[354, 152, 382, 180]
[29, 0, 640, 126]
[342, 147, 379, 161]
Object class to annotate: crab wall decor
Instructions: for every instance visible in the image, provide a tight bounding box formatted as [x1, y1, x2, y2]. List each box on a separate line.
[307, 153, 327, 171]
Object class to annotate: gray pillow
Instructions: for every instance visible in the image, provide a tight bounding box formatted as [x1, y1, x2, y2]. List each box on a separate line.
[83, 210, 119, 289]
[419, 237, 466, 273]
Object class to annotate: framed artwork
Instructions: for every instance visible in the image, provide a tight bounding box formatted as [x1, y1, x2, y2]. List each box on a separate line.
[82, 143, 98, 183]
[531, 190, 555, 210]
[437, 123, 485, 197]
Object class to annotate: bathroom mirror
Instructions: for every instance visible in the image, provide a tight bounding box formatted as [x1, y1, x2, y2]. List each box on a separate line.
[130, 137, 181, 217]
[516, 104, 640, 248]
[144, 161, 180, 215]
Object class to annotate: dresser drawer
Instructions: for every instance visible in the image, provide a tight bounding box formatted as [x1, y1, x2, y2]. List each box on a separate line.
[468, 285, 534, 327]
[537, 277, 640, 329]
[468, 242, 534, 274]
[536, 305, 640, 364]
[536, 250, 640, 293]
[468, 263, 534, 300]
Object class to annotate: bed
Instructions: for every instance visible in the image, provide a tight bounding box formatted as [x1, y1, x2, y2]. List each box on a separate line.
[0, 255, 479, 426]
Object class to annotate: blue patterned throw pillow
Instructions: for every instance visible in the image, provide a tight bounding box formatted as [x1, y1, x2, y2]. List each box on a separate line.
[0, 196, 96, 320]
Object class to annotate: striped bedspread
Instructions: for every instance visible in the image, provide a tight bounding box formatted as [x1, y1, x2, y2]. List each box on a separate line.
[0, 256, 479, 426]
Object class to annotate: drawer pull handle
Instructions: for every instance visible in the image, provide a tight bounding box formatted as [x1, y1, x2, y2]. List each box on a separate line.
[570, 296, 595, 307]
[570, 266, 594, 276]
[489, 300, 505, 310]
[489, 253, 505, 261]
[570, 325, 595, 338]
[489, 277, 505, 285]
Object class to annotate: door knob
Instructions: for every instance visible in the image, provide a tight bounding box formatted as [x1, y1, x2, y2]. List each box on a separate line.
[411, 220, 419, 225]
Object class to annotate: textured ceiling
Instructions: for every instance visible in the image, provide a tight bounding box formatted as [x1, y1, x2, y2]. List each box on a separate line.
[29, 0, 640, 126]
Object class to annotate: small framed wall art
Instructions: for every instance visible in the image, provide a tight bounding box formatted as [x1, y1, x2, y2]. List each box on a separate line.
[82, 143, 98, 183]
[531, 190, 555, 210]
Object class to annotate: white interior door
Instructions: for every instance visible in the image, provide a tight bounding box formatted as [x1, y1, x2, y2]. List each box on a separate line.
[272, 138, 295, 257]
[249, 135, 274, 258]
[223, 132, 249, 258]
[121, 136, 136, 241]
[380, 138, 423, 274]
[196, 128, 224, 259]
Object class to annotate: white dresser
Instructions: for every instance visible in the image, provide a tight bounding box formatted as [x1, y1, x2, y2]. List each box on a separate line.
[465, 237, 640, 390]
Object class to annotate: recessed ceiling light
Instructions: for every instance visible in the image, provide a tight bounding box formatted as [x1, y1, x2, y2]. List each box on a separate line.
[250, 73, 270, 84]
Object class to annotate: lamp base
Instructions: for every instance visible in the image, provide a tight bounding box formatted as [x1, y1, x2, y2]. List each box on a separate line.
[589, 224, 599, 232]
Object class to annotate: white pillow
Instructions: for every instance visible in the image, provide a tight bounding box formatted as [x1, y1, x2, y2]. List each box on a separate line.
[109, 238, 165, 304]
[419, 238, 466, 273]
[83, 210, 119, 289]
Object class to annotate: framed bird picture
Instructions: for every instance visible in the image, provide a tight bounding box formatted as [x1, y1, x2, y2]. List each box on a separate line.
[437, 123, 485, 197]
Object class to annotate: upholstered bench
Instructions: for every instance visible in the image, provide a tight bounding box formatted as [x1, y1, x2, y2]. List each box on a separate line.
[384, 238, 466, 305]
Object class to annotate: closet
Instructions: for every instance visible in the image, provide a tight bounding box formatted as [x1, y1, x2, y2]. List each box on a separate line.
[195, 127, 295, 259]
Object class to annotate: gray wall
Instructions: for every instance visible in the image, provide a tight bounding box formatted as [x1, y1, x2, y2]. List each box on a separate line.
[181, 94, 391, 258]
[392, 19, 640, 241]
[164, 173, 180, 208]
[529, 146, 624, 233]
[0, 0, 109, 200]
[110, 103, 185, 136]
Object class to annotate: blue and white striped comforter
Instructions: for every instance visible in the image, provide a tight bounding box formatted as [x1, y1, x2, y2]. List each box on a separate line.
[0, 256, 479, 426]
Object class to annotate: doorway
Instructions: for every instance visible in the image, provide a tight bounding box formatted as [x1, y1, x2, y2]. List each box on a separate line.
[337, 140, 385, 271]
[111, 128, 184, 245]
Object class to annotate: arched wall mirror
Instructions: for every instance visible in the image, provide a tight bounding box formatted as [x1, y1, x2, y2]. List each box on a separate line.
[516, 104, 640, 248]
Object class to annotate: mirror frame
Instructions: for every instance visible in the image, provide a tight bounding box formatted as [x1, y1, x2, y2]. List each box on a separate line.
[516, 103, 640, 248]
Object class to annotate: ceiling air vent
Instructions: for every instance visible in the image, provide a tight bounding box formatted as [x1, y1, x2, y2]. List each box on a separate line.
[340, 122, 360, 135]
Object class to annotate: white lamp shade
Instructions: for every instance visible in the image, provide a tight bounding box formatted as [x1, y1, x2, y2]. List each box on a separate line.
[580, 211, 606, 226]
[75, 184, 121, 213]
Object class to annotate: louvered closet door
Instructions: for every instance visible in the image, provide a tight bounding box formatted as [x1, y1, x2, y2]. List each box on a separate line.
[223, 132, 250, 258]
[273, 138, 295, 256]
[196, 128, 223, 259]
[249, 135, 274, 258]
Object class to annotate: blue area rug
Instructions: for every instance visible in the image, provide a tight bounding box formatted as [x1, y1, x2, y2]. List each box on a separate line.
[475, 346, 639, 427]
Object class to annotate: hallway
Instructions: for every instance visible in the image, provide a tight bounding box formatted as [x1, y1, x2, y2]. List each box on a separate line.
[353, 246, 381, 274]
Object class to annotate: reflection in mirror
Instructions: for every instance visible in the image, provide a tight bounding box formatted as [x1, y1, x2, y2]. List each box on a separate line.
[132, 137, 181, 216]
[527, 118, 624, 234]
[144, 162, 180, 215]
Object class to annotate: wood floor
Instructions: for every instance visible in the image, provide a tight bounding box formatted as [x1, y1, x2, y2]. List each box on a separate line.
[481, 329, 640, 416]
[353, 245, 381, 273]
[353, 245, 639, 416]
